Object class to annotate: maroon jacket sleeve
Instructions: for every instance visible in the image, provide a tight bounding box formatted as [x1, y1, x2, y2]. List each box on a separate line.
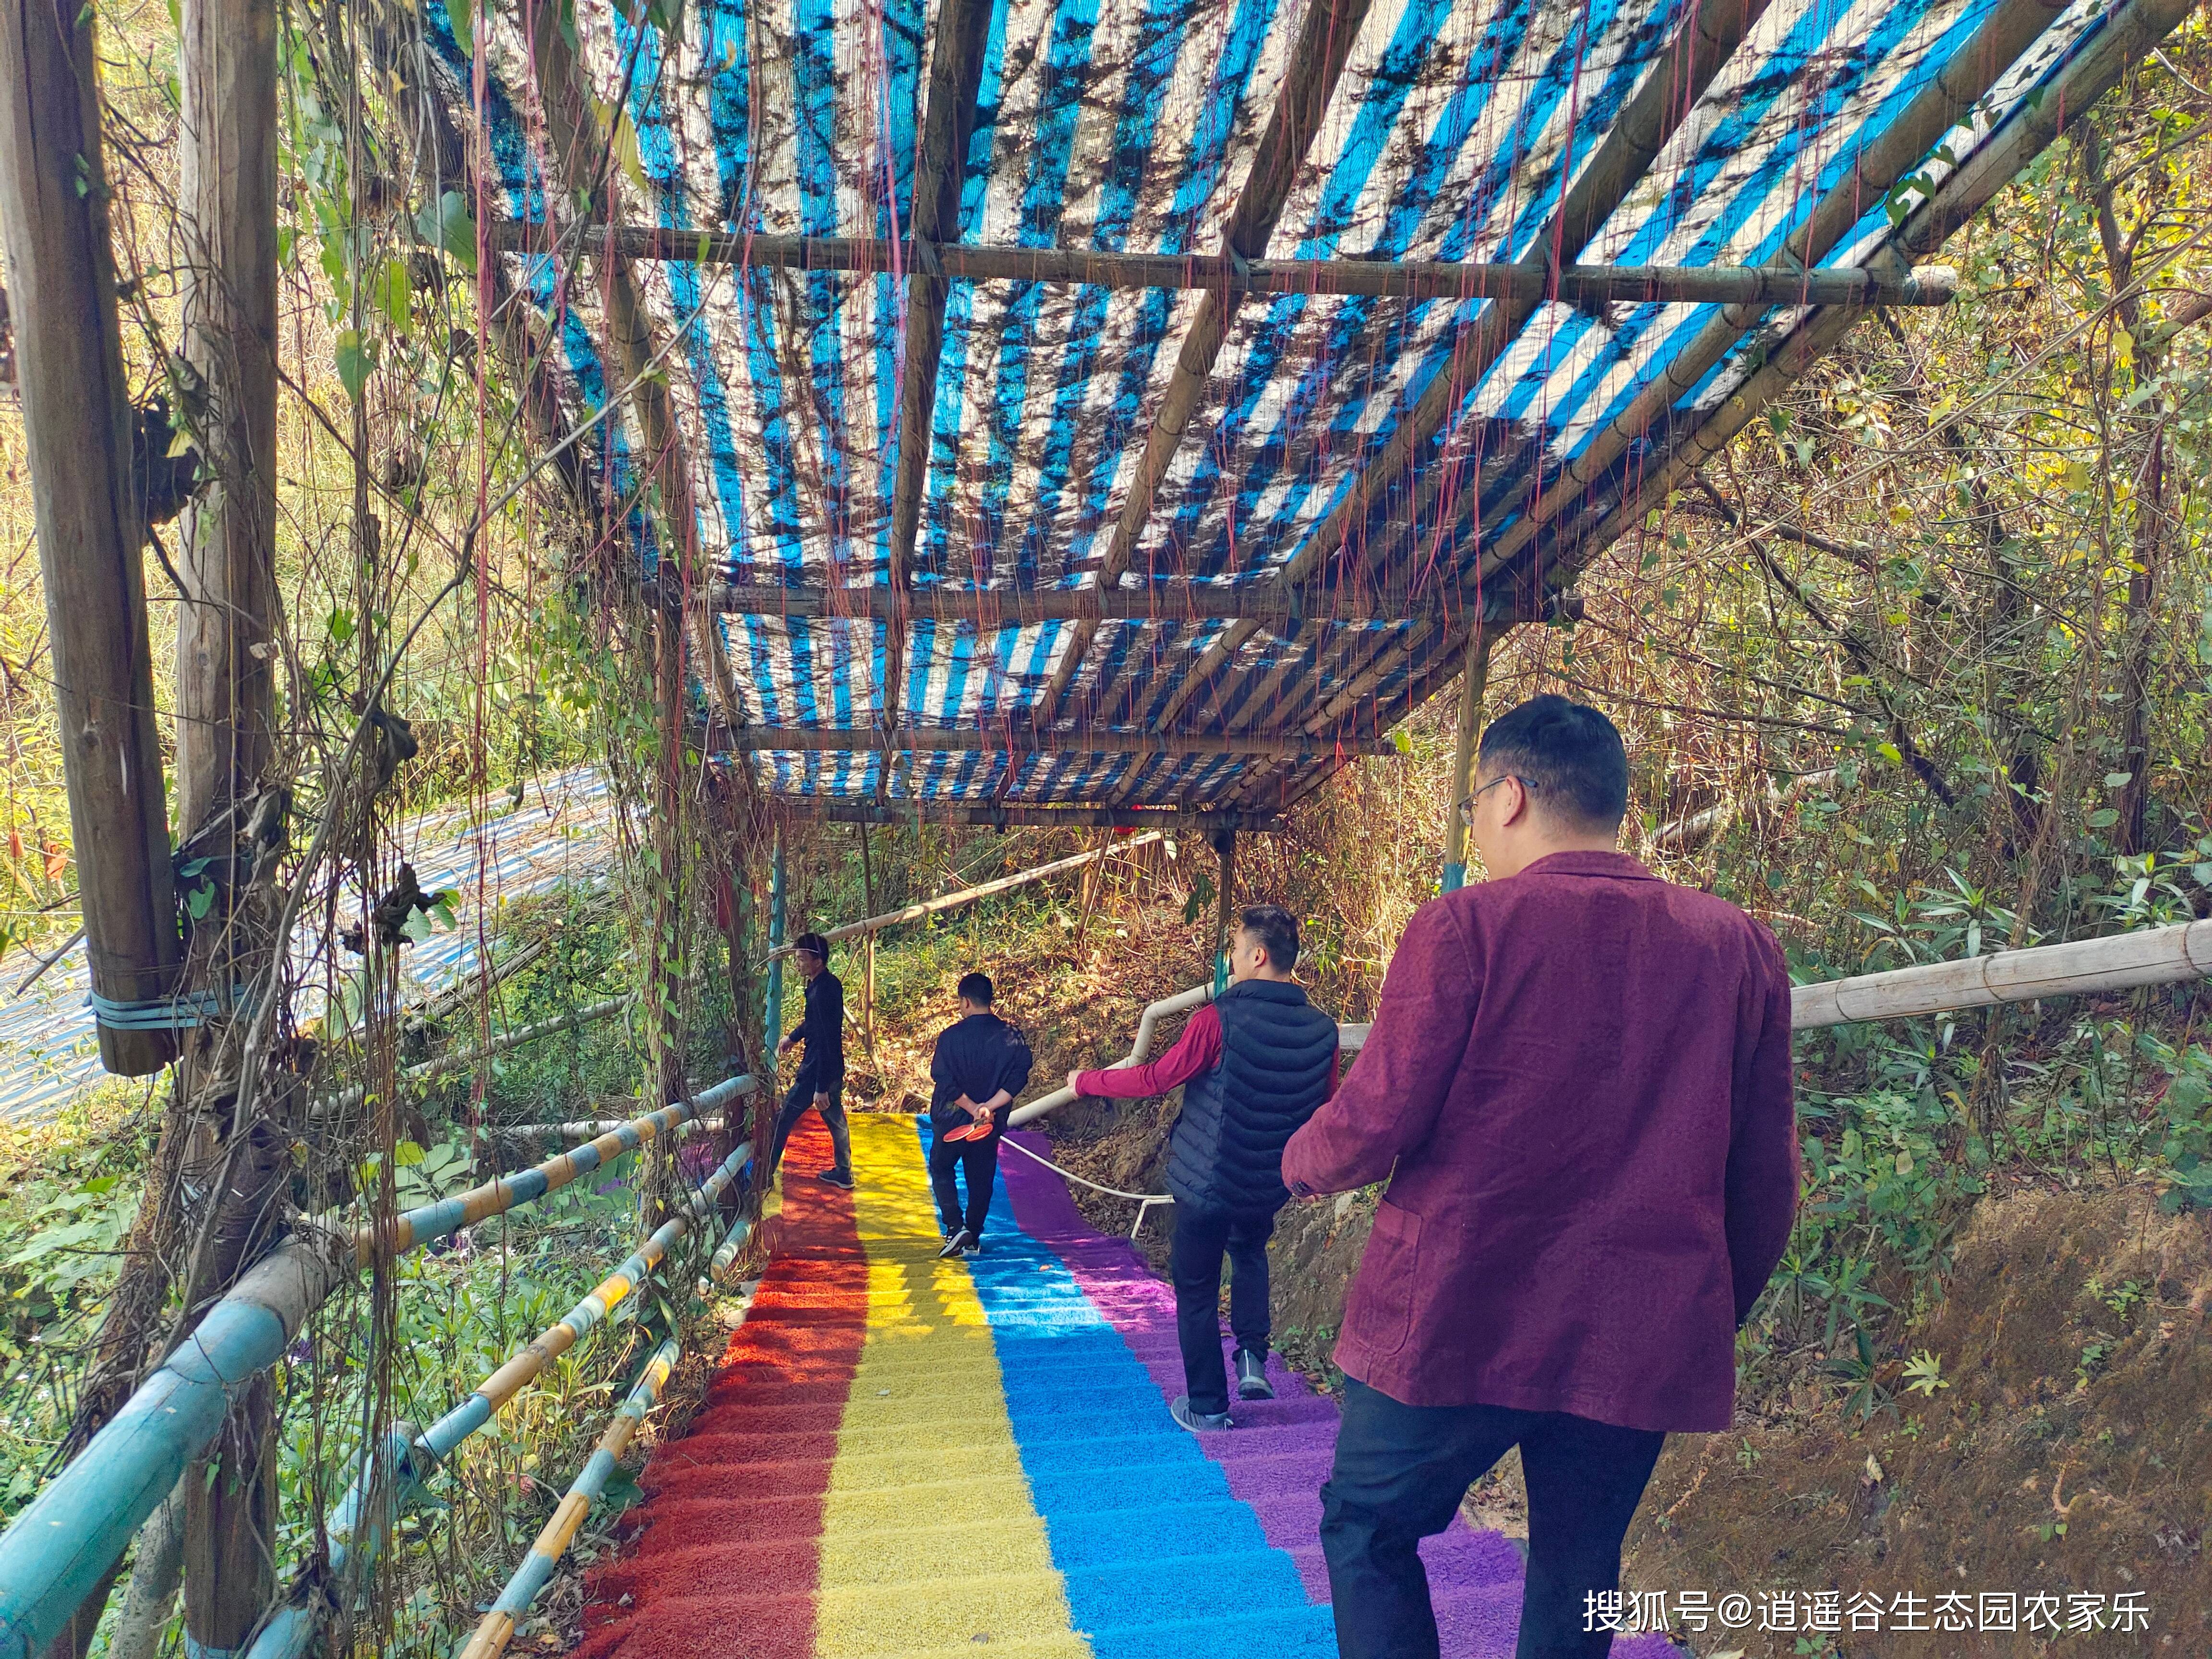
[1076, 1005, 1222, 1098]
[1283, 902, 1479, 1195]
[1724, 927, 1799, 1325]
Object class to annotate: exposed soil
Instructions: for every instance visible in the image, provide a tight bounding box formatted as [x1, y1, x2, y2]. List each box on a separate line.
[1623, 1187, 2212, 1656]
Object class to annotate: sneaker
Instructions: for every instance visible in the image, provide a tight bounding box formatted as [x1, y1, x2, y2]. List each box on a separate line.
[815, 1167, 854, 1190]
[960, 1237, 983, 1258]
[938, 1228, 974, 1259]
[1233, 1348, 1275, 1401]
[1170, 1396, 1233, 1433]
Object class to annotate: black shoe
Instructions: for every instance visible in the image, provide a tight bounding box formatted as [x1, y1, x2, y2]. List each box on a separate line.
[1233, 1348, 1275, 1401]
[815, 1167, 854, 1190]
[960, 1236, 983, 1258]
[938, 1228, 974, 1259]
[1170, 1395, 1234, 1433]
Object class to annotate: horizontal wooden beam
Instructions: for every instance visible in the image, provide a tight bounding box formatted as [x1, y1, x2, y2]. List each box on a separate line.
[685, 582, 1585, 627]
[486, 222, 1960, 309]
[717, 725, 1400, 758]
[780, 801, 1286, 832]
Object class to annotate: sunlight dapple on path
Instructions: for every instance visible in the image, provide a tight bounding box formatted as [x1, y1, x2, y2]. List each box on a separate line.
[573, 1116, 1681, 1658]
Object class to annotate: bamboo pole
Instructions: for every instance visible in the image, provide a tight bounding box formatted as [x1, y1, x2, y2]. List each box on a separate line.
[1793, 919, 2212, 1029]
[1211, 830, 1238, 992]
[486, 224, 1961, 309]
[0, 0, 182, 1074]
[694, 584, 1582, 625]
[723, 726, 1398, 758]
[764, 834, 786, 1056]
[757, 833, 1164, 964]
[1440, 630, 1492, 893]
[454, 1339, 681, 1659]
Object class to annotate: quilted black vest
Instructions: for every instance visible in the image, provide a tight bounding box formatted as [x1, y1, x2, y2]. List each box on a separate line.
[1165, 978, 1338, 1212]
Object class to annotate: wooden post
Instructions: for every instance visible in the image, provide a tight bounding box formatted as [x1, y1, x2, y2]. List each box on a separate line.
[648, 594, 686, 1108]
[173, 0, 277, 840]
[1441, 628, 1493, 892]
[1210, 830, 1238, 992]
[169, 0, 283, 1645]
[855, 824, 877, 1048]
[764, 832, 786, 1060]
[0, 0, 182, 1074]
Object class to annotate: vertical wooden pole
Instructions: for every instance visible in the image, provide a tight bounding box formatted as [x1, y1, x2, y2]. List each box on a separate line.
[855, 824, 876, 1048]
[173, 0, 277, 840]
[170, 0, 282, 1642]
[648, 596, 686, 1108]
[1210, 829, 1238, 992]
[1441, 627, 1493, 892]
[0, 0, 182, 1075]
[764, 832, 786, 1058]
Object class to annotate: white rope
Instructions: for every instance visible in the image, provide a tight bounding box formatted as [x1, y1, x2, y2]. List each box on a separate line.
[997, 1134, 1174, 1239]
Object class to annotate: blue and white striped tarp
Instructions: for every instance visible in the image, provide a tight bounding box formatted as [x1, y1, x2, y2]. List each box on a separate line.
[423, 0, 2123, 815]
[0, 769, 619, 1124]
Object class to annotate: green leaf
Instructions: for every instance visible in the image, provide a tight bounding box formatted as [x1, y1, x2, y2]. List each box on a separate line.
[2086, 809, 2120, 828]
[1391, 729, 1412, 757]
[375, 257, 413, 334]
[446, 0, 474, 60]
[326, 605, 357, 645]
[1875, 741, 1903, 766]
[393, 1140, 427, 1168]
[334, 330, 373, 401]
[185, 880, 216, 921]
[415, 191, 478, 274]
[2104, 772, 2133, 789]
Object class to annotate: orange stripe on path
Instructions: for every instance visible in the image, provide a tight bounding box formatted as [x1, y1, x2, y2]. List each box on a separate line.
[575, 1123, 865, 1659]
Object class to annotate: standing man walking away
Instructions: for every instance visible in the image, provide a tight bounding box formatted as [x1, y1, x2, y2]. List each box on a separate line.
[769, 932, 853, 1190]
[1070, 904, 1338, 1433]
[927, 972, 1034, 1259]
[1282, 695, 1797, 1659]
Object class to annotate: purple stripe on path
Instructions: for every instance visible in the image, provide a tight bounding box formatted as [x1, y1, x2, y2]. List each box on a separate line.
[999, 1130, 1683, 1659]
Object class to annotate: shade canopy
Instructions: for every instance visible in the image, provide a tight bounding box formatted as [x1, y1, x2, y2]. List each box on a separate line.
[421, 0, 2135, 821]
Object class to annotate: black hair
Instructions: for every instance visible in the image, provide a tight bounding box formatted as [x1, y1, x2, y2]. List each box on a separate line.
[1238, 904, 1300, 973]
[1476, 694, 1629, 832]
[957, 971, 994, 1006]
[793, 931, 831, 961]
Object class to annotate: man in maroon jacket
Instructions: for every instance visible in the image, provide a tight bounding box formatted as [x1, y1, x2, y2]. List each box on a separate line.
[1282, 695, 1797, 1659]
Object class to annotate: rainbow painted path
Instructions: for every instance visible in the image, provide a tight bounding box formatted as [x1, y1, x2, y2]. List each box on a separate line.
[576, 1116, 1681, 1659]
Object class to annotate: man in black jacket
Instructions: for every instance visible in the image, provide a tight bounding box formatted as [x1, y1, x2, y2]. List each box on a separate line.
[927, 972, 1034, 1259]
[769, 932, 852, 1189]
[1071, 905, 1339, 1431]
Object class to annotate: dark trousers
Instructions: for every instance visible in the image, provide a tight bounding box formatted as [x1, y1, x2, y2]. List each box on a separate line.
[1320, 1378, 1665, 1659]
[769, 1073, 850, 1178]
[927, 1130, 999, 1238]
[1168, 1204, 1277, 1416]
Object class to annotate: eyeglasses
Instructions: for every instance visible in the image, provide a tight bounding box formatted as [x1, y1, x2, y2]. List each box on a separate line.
[1456, 774, 1537, 826]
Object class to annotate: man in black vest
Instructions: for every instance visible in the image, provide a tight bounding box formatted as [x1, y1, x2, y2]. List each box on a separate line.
[769, 932, 852, 1189]
[927, 971, 1034, 1259]
[1071, 904, 1339, 1431]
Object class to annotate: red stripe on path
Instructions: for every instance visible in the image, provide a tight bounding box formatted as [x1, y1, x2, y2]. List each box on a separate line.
[573, 1125, 863, 1659]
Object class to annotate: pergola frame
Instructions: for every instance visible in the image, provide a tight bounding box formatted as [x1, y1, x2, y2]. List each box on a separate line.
[485, 223, 1960, 310]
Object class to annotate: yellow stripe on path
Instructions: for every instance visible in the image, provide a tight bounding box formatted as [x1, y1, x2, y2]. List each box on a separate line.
[813, 1117, 1091, 1659]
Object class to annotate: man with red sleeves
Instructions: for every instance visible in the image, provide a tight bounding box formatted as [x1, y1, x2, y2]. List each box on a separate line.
[1070, 904, 1339, 1432]
[1283, 694, 1798, 1659]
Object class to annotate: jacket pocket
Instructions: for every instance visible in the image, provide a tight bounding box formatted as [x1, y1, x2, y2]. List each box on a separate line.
[1345, 1200, 1422, 1358]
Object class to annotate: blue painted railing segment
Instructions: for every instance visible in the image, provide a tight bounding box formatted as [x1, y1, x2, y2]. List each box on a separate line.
[0, 1080, 758, 1659]
[0, 1238, 343, 1659]
[457, 1339, 681, 1659]
[241, 1140, 755, 1659]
